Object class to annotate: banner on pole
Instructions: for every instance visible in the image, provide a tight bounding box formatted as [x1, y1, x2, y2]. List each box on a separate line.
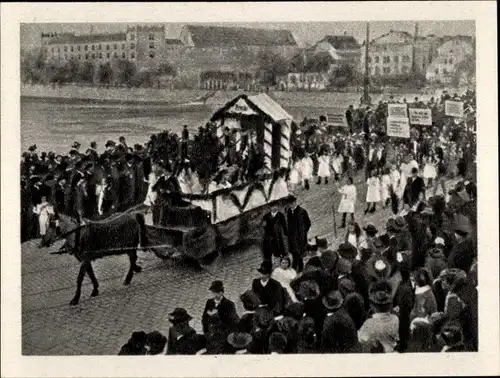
[388, 103, 408, 118]
[326, 110, 348, 127]
[387, 117, 410, 138]
[409, 108, 433, 125]
[445, 100, 464, 118]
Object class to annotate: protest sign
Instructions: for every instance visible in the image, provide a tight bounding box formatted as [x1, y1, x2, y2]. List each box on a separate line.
[386, 117, 410, 138]
[326, 110, 347, 127]
[388, 103, 408, 118]
[409, 108, 432, 125]
[445, 100, 464, 118]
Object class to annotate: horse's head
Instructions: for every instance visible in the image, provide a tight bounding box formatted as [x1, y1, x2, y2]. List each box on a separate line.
[45, 214, 79, 251]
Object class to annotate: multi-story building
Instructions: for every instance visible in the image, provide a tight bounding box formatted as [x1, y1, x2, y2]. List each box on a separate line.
[361, 30, 435, 78]
[42, 25, 167, 77]
[425, 36, 475, 84]
[313, 34, 362, 70]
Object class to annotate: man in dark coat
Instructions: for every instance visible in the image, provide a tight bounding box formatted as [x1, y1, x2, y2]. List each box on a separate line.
[252, 261, 285, 316]
[286, 198, 311, 273]
[393, 266, 415, 353]
[346, 105, 354, 133]
[320, 291, 359, 353]
[448, 216, 476, 273]
[166, 308, 201, 355]
[262, 205, 288, 263]
[120, 154, 137, 210]
[202, 280, 239, 336]
[403, 167, 426, 207]
[74, 174, 87, 223]
[53, 177, 67, 216]
[337, 243, 370, 311]
[118, 331, 147, 355]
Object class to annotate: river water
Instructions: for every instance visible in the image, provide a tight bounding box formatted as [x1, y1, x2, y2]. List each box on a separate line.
[21, 90, 439, 154]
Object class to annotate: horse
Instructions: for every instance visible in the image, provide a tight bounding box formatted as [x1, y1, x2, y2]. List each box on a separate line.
[45, 212, 148, 306]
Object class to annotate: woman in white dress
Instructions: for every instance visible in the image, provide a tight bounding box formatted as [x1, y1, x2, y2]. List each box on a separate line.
[316, 150, 331, 185]
[33, 196, 55, 248]
[143, 163, 159, 207]
[271, 256, 298, 303]
[96, 177, 110, 216]
[300, 153, 314, 191]
[288, 157, 302, 192]
[364, 170, 381, 214]
[190, 170, 203, 194]
[423, 151, 437, 188]
[380, 167, 392, 208]
[338, 176, 357, 228]
[331, 152, 344, 182]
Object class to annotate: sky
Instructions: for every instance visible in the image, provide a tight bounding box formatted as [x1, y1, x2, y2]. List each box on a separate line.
[21, 20, 475, 51]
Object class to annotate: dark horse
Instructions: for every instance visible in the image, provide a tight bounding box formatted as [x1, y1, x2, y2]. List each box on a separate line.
[45, 212, 148, 306]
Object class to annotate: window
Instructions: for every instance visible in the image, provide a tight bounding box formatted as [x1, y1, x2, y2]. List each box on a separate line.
[149, 42, 155, 49]
[70, 46, 74, 52]
[394, 55, 399, 63]
[106, 52, 110, 59]
[435, 68, 439, 74]
[383, 67, 391, 74]
[99, 52, 102, 59]
[444, 59, 447, 64]
[383, 56, 390, 63]
[85, 45, 88, 51]
[92, 53, 96, 59]
[130, 43, 135, 49]
[374, 56, 379, 63]
[78, 55, 81, 60]
[375, 66, 380, 75]
[64, 46, 68, 52]
[130, 34, 135, 41]
[114, 44, 117, 50]
[106, 44, 110, 51]
[92, 45, 95, 51]
[149, 51, 155, 59]
[130, 52, 135, 59]
[149, 33, 155, 40]
[122, 44, 125, 49]
[403, 55, 410, 63]
[367, 57, 372, 63]
[64, 54, 67, 59]
[449, 58, 453, 64]
[114, 52, 118, 58]
[85, 53, 89, 60]
[443, 68, 448, 75]
[121, 52, 126, 59]
[78, 45, 81, 51]
[402, 66, 409, 74]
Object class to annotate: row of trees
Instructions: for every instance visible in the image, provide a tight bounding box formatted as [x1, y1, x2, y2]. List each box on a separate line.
[21, 50, 177, 87]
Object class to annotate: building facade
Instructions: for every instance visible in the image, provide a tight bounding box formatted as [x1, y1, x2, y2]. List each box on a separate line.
[313, 35, 362, 71]
[361, 30, 435, 78]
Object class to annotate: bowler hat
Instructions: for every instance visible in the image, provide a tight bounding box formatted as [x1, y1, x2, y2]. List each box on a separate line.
[338, 277, 356, 296]
[369, 290, 392, 306]
[363, 224, 378, 235]
[373, 235, 389, 250]
[453, 215, 471, 235]
[209, 280, 224, 293]
[256, 308, 274, 328]
[316, 237, 328, 249]
[257, 261, 273, 275]
[28, 144, 37, 152]
[434, 237, 446, 247]
[269, 332, 288, 352]
[336, 257, 352, 275]
[320, 250, 338, 270]
[168, 308, 192, 323]
[240, 290, 261, 311]
[105, 140, 116, 148]
[337, 243, 357, 260]
[322, 290, 344, 310]
[227, 332, 253, 349]
[394, 216, 407, 229]
[428, 247, 445, 259]
[366, 255, 391, 280]
[284, 302, 305, 320]
[440, 324, 463, 345]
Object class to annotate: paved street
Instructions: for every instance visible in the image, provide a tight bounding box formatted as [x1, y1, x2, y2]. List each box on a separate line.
[21, 174, 457, 355]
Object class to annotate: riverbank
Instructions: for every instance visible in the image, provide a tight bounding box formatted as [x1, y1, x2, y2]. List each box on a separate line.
[21, 83, 443, 109]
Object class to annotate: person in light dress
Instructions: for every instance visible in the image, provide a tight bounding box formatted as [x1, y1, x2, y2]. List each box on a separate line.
[365, 170, 381, 214]
[423, 151, 437, 188]
[143, 163, 160, 207]
[288, 157, 302, 192]
[33, 196, 55, 248]
[96, 177, 110, 216]
[331, 152, 344, 182]
[338, 176, 357, 228]
[380, 168, 392, 208]
[271, 256, 298, 303]
[316, 150, 331, 185]
[300, 153, 314, 190]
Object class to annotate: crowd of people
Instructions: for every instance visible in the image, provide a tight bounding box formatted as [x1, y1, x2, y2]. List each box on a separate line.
[22, 89, 478, 354]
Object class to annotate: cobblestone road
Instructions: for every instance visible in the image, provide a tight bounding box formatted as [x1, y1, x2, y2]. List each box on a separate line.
[21, 175, 457, 355]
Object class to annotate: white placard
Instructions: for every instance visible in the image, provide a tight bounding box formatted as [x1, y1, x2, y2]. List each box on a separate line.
[326, 110, 347, 127]
[388, 103, 408, 118]
[227, 98, 258, 116]
[409, 108, 433, 125]
[386, 117, 410, 138]
[445, 100, 464, 118]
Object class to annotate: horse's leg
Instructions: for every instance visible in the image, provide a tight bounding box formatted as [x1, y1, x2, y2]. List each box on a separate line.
[70, 261, 87, 306]
[86, 261, 99, 297]
[124, 250, 140, 285]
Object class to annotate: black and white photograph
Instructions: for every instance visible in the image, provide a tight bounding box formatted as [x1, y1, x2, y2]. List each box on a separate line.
[1, 2, 498, 377]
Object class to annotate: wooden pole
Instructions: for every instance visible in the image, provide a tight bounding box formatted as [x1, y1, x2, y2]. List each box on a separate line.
[332, 203, 338, 238]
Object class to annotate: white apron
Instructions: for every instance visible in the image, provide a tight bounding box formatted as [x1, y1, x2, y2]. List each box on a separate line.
[380, 174, 391, 201]
[338, 184, 357, 214]
[33, 202, 55, 236]
[144, 172, 158, 206]
[300, 157, 313, 180]
[289, 161, 302, 184]
[317, 155, 331, 177]
[366, 177, 381, 203]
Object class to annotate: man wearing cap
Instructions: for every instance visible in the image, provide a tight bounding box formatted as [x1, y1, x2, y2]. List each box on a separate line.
[120, 154, 137, 210]
[286, 197, 311, 273]
[320, 291, 358, 353]
[252, 261, 285, 316]
[202, 280, 238, 337]
[448, 215, 476, 273]
[262, 205, 288, 263]
[166, 308, 200, 355]
[403, 167, 425, 208]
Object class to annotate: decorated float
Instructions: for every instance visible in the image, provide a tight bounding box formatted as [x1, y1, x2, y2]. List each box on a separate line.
[144, 94, 296, 264]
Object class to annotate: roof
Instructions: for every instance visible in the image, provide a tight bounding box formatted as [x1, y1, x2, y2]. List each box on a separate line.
[210, 93, 293, 123]
[47, 32, 127, 45]
[319, 35, 360, 50]
[370, 31, 414, 45]
[165, 38, 183, 46]
[183, 25, 297, 47]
